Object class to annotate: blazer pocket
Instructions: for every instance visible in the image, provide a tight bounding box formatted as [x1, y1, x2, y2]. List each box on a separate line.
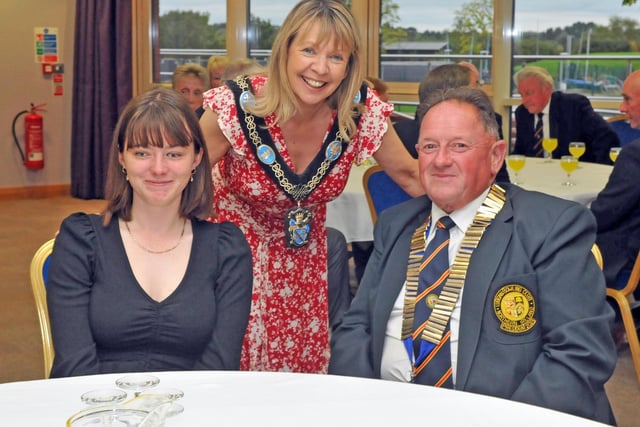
[484, 274, 541, 344]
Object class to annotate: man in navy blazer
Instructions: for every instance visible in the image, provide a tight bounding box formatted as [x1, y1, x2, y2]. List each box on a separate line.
[330, 87, 617, 425]
[592, 70, 640, 291]
[513, 66, 619, 164]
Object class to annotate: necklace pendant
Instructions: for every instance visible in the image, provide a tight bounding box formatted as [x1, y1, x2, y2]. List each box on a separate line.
[285, 205, 313, 248]
[239, 90, 255, 112]
[257, 144, 276, 165]
[325, 140, 342, 161]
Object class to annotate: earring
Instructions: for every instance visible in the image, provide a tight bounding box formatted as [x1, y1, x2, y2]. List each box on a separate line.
[190, 169, 195, 183]
[121, 167, 129, 181]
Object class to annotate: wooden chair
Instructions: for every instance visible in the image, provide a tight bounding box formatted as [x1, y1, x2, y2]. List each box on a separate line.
[362, 165, 412, 223]
[605, 250, 640, 383]
[29, 238, 55, 378]
[607, 114, 640, 148]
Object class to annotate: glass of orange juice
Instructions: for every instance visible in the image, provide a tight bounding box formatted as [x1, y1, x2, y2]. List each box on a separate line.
[568, 142, 586, 167]
[542, 138, 558, 162]
[506, 154, 526, 185]
[560, 155, 578, 186]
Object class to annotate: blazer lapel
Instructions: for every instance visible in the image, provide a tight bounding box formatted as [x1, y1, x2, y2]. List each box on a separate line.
[455, 194, 514, 389]
[373, 199, 431, 334]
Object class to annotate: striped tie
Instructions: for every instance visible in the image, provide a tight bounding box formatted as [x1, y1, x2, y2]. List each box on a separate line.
[413, 216, 455, 388]
[533, 113, 544, 157]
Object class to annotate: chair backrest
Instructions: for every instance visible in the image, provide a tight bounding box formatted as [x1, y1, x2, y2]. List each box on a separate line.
[591, 243, 604, 270]
[607, 115, 640, 148]
[363, 165, 412, 223]
[29, 238, 55, 378]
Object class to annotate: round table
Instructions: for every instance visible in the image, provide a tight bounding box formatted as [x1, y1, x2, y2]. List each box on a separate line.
[511, 158, 613, 206]
[0, 371, 609, 426]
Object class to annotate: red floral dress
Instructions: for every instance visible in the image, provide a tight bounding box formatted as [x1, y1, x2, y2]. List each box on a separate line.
[203, 75, 392, 373]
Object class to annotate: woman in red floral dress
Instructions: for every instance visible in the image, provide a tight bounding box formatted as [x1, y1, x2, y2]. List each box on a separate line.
[200, 0, 422, 373]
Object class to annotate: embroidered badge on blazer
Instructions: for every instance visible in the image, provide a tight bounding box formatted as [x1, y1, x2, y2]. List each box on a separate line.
[493, 284, 537, 333]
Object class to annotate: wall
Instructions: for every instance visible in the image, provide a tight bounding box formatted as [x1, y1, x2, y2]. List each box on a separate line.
[0, 1, 75, 196]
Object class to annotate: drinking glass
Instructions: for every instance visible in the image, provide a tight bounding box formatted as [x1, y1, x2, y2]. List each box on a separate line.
[77, 389, 128, 426]
[506, 154, 526, 185]
[568, 141, 586, 168]
[115, 374, 160, 397]
[560, 155, 578, 186]
[81, 389, 128, 406]
[542, 138, 558, 162]
[610, 147, 621, 163]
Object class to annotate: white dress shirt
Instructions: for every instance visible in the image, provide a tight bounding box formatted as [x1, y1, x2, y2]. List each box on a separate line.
[380, 188, 490, 385]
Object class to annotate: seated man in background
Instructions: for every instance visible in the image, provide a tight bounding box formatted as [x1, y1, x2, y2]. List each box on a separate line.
[513, 66, 619, 164]
[396, 63, 509, 182]
[366, 76, 389, 102]
[330, 87, 617, 425]
[592, 69, 640, 295]
[172, 63, 209, 118]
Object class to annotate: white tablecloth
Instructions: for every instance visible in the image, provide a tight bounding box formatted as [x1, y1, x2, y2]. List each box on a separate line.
[326, 164, 372, 243]
[326, 159, 613, 244]
[0, 371, 609, 426]
[513, 158, 613, 206]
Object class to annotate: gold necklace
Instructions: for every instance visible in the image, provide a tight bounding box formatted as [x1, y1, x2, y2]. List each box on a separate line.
[124, 218, 187, 254]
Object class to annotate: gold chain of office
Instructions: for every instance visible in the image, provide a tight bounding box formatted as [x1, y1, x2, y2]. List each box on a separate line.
[235, 77, 343, 202]
[402, 183, 506, 345]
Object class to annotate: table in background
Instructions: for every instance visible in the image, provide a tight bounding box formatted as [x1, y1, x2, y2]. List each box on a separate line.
[513, 158, 613, 206]
[327, 159, 613, 245]
[0, 371, 609, 426]
[326, 163, 372, 243]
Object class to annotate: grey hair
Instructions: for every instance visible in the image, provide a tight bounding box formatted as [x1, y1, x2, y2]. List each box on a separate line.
[420, 87, 500, 140]
[513, 65, 554, 88]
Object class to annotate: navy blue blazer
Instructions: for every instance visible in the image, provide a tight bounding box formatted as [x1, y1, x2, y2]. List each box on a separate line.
[591, 138, 640, 286]
[330, 184, 616, 425]
[514, 91, 620, 164]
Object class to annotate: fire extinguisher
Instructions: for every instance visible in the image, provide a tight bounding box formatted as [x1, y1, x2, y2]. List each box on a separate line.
[12, 103, 47, 170]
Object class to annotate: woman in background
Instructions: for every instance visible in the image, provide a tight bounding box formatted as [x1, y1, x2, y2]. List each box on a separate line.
[172, 63, 209, 118]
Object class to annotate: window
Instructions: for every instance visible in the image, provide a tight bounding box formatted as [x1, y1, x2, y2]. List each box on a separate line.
[511, 0, 640, 102]
[154, 0, 227, 83]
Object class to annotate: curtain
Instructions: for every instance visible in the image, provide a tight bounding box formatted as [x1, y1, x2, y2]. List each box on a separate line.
[71, 0, 132, 199]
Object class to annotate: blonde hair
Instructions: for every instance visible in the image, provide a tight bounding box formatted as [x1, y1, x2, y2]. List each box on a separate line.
[207, 55, 229, 71]
[172, 63, 209, 89]
[249, 0, 364, 140]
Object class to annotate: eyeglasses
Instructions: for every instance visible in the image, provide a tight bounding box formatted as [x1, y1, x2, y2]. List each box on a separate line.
[416, 141, 488, 155]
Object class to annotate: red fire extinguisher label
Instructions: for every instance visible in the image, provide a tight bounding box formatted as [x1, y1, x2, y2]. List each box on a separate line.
[27, 125, 44, 161]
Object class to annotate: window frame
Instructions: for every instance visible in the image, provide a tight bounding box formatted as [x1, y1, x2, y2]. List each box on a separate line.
[132, 0, 624, 134]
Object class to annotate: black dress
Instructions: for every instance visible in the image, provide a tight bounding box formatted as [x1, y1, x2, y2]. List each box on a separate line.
[47, 213, 253, 377]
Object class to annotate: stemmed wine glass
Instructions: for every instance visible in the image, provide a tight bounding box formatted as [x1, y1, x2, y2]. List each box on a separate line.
[610, 147, 622, 163]
[542, 137, 558, 162]
[506, 154, 526, 185]
[568, 142, 586, 168]
[560, 155, 578, 186]
[74, 388, 128, 426]
[115, 374, 160, 397]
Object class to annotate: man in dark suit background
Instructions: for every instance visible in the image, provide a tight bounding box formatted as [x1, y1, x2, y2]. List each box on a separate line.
[330, 87, 616, 425]
[513, 66, 619, 164]
[591, 69, 640, 293]
[394, 63, 509, 182]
